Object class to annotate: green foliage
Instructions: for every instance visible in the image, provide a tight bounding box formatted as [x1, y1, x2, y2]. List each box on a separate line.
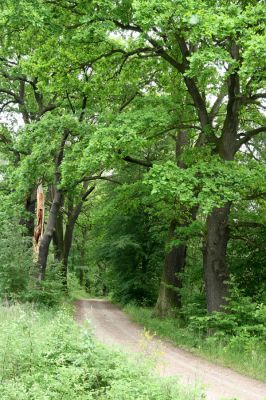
[0, 218, 64, 305]
[0, 0, 265, 389]
[146, 157, 266, 215]
[89, 198, 163, 305]
[25, 263, 65, 307]
[0, 304, 203, 400]
[228, 214, 266, 302]
[0, 219, 32, 300]
[67, 272, 88, 300]
[125, 303, 266, 382]
[189, 281, 266, 340]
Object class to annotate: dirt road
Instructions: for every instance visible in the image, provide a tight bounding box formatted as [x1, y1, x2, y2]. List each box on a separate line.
[76, 299, 266, 400]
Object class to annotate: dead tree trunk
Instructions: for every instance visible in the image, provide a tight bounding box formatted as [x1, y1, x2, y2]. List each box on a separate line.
[33, 184, 45, 257]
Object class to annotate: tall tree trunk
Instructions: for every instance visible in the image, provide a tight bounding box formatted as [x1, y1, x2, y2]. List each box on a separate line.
[202, 44, 241, 312]
[154, 220, 187, 316]
[53, 231, 62, 262]
[38, 188, 61, 280]
[37, 129, 69, 280]
[62, 203, 82, 286]
[203, 203, 231, 312]
[61, 185, 95, 287]
[62, 186, 95, 288]
[53, 195, 64, 262]
[154, 131, 195, 317]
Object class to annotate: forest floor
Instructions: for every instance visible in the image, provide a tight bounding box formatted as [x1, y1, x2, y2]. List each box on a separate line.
[75, 299, 266, 400]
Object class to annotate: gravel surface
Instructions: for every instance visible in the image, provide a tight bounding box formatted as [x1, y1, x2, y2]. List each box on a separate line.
[76, 299, 266, 400]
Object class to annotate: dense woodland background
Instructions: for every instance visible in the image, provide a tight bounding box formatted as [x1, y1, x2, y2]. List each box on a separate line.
[0, 0, 266, 395]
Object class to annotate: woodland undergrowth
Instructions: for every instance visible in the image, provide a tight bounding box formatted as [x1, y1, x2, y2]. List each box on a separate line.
[124, 293, 266, 382]
[0, 303, 203, 400]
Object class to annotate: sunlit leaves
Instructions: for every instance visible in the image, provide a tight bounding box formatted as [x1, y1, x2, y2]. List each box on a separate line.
[145, 156, 266, 214]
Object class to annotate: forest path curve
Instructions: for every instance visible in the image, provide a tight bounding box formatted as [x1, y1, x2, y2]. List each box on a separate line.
[75, 299, 266, 400]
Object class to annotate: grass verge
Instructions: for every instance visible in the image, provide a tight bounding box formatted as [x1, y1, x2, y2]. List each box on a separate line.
[124, 304, 266, 382]
[0, 303, 204, 400]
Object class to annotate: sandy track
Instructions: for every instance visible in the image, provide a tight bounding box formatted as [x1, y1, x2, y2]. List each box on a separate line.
[75, 299, 266, 400]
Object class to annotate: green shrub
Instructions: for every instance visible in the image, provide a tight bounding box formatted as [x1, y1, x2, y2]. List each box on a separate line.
[67, 271, 88, 300]
[0, 303, 203, 400]
[88, 199, 163, 306]
[0, 220, 64, 306]
[188, 282, 266, 339]
[25, 260, 65, 306]
[0, 220, 32, 300]
[125, 301, 266, 381]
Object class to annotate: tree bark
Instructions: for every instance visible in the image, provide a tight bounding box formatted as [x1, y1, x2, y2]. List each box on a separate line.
[203, 203, 231, 312]
[33, 184, 45, 256]
[53, 230, 63, 262]
[37, 130, 69, 280]
[202, 137, 234, 313]
[154, 131, 195, 317]
[154, 220, 187, 317]
[203, 44, 240, 312]
[62, 203, 82, 286]
[53, 195, 64, 262]
[61, 185, 95, 287]
[38, 188, 61, 280]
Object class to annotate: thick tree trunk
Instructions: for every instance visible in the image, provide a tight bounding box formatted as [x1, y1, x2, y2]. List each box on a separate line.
[154, 220, 186, 317]
[38, 189, 61, 280]
[203, 71, 238, 312]
[53, 231, 62, 262]
[203, 203, 231, 312]
[154, 131, 196, 317]
[37, 129, 69, 281]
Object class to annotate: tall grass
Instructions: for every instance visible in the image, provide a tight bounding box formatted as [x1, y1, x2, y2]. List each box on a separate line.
[0, 303, 203, 400]
[124, 305, 266, 382]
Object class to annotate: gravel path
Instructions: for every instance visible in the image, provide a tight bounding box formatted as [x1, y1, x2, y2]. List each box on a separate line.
[75, 299, 266, 400]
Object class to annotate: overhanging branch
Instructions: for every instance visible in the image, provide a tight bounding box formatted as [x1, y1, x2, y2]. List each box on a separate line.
[237, 126, 266, 148]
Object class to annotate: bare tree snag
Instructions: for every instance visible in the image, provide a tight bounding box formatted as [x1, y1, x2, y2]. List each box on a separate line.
[33, 184, 45, 257]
